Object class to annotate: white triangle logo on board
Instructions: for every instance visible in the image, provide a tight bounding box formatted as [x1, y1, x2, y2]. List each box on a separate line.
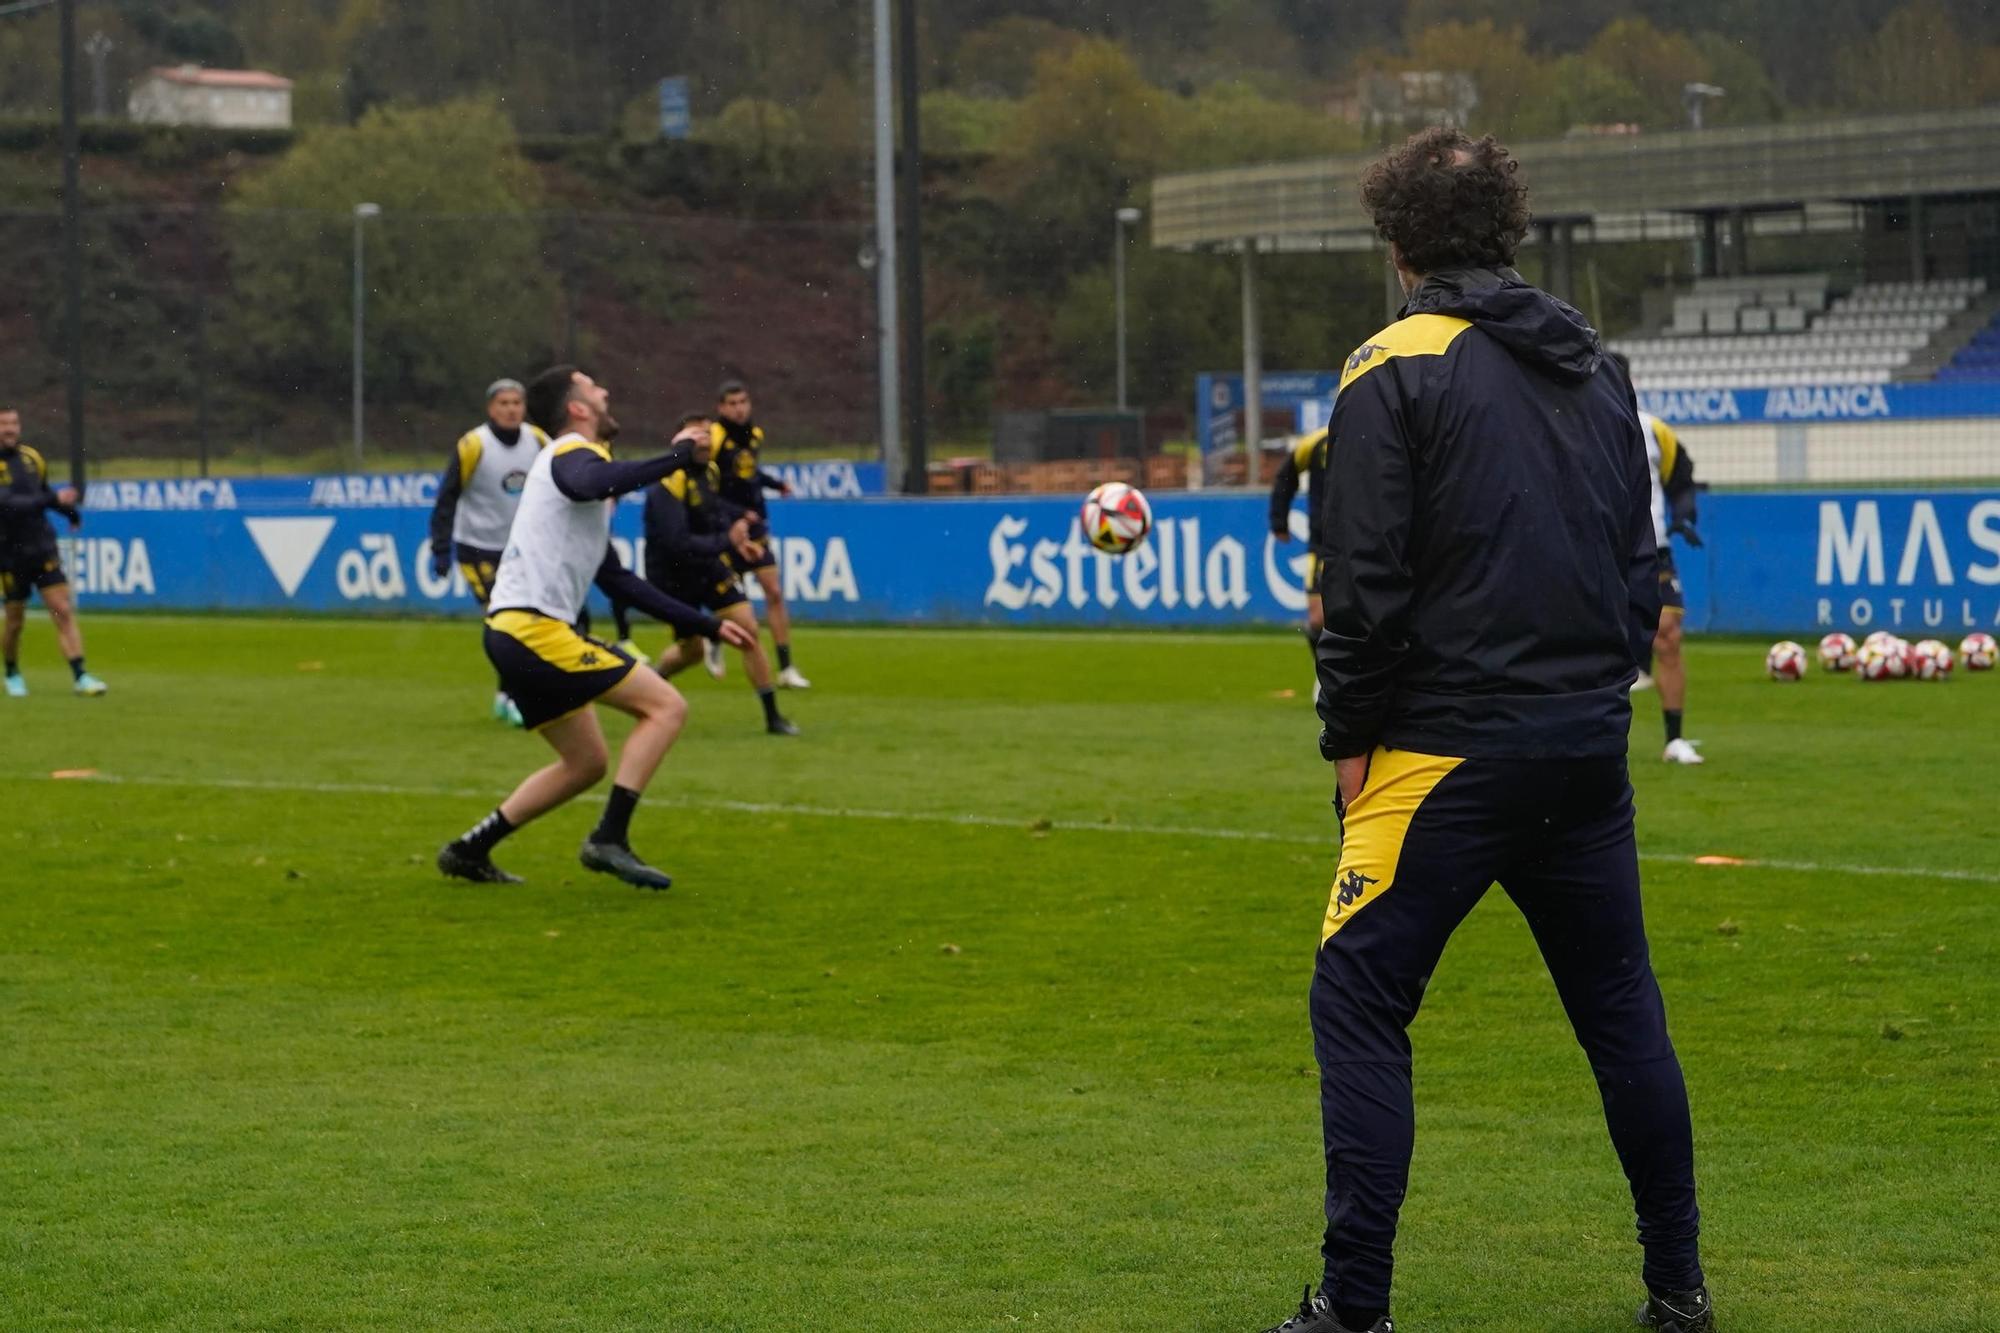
[244, 517, 336, 597]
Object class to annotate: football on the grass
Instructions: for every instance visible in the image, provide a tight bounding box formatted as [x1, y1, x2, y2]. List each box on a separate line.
[1912, 639, 1954, 681]
[1765, 640, 1808, 681]
[1855, 638, 1905, 681]
[1818, 632, 1858, 672]
[1960, 632, 1997, 670]
[1081, 482, 1153, 556]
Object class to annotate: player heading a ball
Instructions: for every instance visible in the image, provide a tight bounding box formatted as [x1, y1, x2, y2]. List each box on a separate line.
[1082, 481, 1153, 555]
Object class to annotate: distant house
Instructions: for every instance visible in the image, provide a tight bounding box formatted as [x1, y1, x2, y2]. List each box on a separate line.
[128, 66, 292, 130]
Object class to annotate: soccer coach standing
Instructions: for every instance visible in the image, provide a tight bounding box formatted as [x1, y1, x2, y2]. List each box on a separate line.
[1262, 129, 1711, 1333]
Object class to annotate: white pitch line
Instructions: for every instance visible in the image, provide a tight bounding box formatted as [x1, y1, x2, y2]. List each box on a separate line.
[18, 770, 2000, 885]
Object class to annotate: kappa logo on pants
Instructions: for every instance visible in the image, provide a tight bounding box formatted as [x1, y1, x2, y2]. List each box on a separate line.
[1329, 869, 1380, 924]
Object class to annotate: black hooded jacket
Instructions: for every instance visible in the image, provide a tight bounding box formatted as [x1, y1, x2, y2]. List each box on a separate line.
[1314, 267, 1661, 761]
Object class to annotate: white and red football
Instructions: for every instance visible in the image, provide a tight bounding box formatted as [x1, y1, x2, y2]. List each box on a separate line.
[1855, 639, 1902, 681]
[1081, 482, 1153, 556]
[1960, 632, 1997, 671]
[1765, 640, 1808, 682]
[1861, 630, 1898, 656]
[1817, 632, 1858, 672]
[1912, 639, 1954, 681]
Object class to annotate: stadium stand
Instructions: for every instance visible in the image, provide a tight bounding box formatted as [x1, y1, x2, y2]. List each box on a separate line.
[1611, 276, 1989, 389]
[1937, 312, 2000, 381]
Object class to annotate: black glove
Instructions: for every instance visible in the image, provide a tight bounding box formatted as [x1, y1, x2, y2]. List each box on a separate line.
[431, 543, 453, 578]
[1670, 520, 1704, 549]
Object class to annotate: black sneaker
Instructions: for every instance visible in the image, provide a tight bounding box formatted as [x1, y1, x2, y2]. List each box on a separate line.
[1637, 1285, 1714, 1333]
[766, 715, 801, 737]
[1259, 1287, 1392, 1333]
[436, 843, 523, 884]
[579, 840, 673, 890]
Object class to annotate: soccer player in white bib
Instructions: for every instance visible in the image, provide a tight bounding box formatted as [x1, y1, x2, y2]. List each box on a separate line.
[1609, 354, 1704, 766]
[436, 366, 754, 889]
[426, 378, 548, 726]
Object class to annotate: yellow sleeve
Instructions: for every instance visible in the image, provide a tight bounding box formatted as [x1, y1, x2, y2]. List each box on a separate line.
[1292, 428, 1326, 472]
[455, 432, 483, 485]
[1654, 419, 1681, 482]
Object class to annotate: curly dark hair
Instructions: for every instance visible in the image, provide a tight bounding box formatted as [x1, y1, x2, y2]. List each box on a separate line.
[1359, 127, 1532, 276]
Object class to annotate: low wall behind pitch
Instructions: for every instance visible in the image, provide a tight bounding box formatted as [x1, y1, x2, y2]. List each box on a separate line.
[50, 478, 2000, 638]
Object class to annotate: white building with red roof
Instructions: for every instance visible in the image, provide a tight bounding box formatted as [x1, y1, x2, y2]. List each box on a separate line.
[129, 65, 292, 130]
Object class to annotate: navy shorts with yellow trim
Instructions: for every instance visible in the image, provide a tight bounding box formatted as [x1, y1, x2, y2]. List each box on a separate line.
[455, 542, 504, 608]
[723, 542, 777, 575]
[650, 559, 747, 641]
[1657, 549, 1685, 613]
[483, 609, 638, 730]
[1, 546, 66, 603]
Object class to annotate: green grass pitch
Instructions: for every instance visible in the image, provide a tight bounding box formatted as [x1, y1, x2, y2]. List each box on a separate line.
[2, 616, 1996, 1331]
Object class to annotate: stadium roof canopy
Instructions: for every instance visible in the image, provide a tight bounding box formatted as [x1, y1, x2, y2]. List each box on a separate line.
[1151, 107, 2000, 253]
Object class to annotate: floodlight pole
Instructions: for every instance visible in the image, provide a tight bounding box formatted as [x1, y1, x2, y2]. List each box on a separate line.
[1114, 207, 1141, 412]
[1241, 240, 1262, 472]
[350, 202, 380, 472]
[870, 0, 901, 488]
[895, 0, 926, 494]
[59, 0, 84, 499]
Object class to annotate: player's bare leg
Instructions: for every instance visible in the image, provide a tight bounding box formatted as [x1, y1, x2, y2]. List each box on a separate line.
[758, 564, 809, 688]
[2, 599, 25, 696]
[576, 665, 689, 888]
[438, 707, 610, 884]
[39, 585, 104, 695]
[653, 639, 699, 679]
[1656, 611, 1700, 765]
[721, 601, 797, 735]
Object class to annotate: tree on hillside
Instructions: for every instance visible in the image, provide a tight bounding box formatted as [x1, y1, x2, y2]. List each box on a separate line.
[225, 99, 558, 409]
[1583, 17, 1707, 128]
[1838, 0, 1997, 111]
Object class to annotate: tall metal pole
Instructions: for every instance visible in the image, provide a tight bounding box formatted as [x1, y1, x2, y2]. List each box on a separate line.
[1114, 215, 1129, 412]
[895, 0, 925, 494]
[871, 0, 901, 487]
[1240, 240, 1262, 474]
[350, 203, 379, 471]
[59, 0, 85, 499]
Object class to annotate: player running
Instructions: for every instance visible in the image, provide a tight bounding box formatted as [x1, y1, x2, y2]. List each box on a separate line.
[1609, 354, 1704, 765]
[643, 413, 799, 736]
[1, 407, 105, 698]
[711, 379, 809, 688]
[436, 366, 754, 889]
[1269, 425, 1330, 688]
[427, 378, 549, 726]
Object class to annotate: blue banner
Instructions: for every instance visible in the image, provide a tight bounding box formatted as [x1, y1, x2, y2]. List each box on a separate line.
[1685, 490, 2000, 636]
[658, 76, 691, 140]
[76, 461, 883, 516]
[1195, 371, 1338, 454]
[1638, 381, 2000, 426]
[52, 483, 2000, 636]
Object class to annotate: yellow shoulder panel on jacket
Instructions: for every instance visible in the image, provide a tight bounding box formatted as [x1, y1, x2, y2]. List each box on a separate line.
[553, 439, 611, 461]
[709, 421, 727, 448]
[455, 432, 483, 485]
[528, 425, 550, 448]
[1291, 427, 1328, 472]
[20, 445, 47, 479]
[1337, 314, 1473, 395]
[1654, 417, 1680, 480]
[663, 471, 689, 501]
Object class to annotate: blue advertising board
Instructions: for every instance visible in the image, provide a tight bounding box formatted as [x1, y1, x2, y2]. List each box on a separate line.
[53, 475, 2000, 636]
[1639, 381, 2000, 426]
[1194, 371, 1339, 454]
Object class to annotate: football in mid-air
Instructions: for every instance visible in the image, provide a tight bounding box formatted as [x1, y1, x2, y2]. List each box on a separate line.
[1912, 639, 1954, 681]
[1765, 640, 1808, 681]
[1960, 632, 1997, 670]
[1081, 481, 1153, 556]
[1818, 632, 1858, 672]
